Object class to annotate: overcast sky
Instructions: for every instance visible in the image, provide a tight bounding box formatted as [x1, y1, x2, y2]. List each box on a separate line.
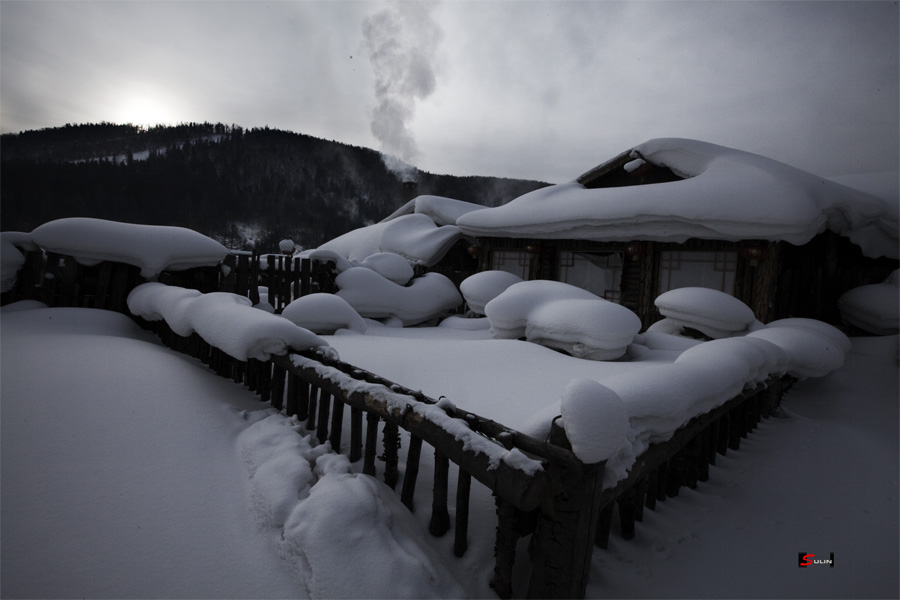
[1, 1, 897, 183]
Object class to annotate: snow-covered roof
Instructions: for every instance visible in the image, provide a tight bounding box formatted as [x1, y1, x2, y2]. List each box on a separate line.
[455, 138, 899, 259]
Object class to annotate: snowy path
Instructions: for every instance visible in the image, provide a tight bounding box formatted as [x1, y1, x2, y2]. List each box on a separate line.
[1, 307, 305, 598]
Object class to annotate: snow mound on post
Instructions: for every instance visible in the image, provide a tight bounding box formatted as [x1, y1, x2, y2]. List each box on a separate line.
[281, 293, 367, 334]
[655, 287, 756, 338]
[765, 317, 852, 353]
[127, 283, 332, 361]
[335, 268, 462, 326]
[560, 378, 628, 464]
[459, 270, 523, 315]
[837, 270, 900, 335]
[30, 218, 229, 278]
[485, 280, 641, 360]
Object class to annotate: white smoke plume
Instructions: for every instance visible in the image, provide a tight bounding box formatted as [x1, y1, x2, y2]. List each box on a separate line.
[362, 2, 442, 180]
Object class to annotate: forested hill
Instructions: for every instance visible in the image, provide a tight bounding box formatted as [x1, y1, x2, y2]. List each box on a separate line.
[1, 122, 550, 251]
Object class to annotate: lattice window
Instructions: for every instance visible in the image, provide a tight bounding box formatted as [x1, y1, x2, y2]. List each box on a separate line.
[658, 250, 737, 294]
[491, 250, 530, 279]
[558, 251, 623, 302]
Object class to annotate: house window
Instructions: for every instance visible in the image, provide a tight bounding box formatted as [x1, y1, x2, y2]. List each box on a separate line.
[658, 250, 737, 294]
[491, 250, 530, 279]
[559, 251, 623, 302]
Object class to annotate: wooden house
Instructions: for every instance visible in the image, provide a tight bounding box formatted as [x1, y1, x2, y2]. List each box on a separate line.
[455, 139, 898, 329]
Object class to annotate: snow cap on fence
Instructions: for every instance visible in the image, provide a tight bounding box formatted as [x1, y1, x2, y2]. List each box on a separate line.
[560, 378, 628, 464]
[30, 217, 229, 278]
[127, 283, 334, 361]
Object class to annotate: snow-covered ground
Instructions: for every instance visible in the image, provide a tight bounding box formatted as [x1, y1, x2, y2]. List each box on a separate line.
[2, 302, 897, 598]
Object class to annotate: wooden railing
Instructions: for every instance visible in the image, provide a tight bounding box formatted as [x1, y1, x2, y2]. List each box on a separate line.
[138, 314, 792, 599]
[4, 252, 795, 597]
[141, 316, 603, 598]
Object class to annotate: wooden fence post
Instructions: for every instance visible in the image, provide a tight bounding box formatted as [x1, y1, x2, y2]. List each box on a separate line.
[526, 419, 605, 599]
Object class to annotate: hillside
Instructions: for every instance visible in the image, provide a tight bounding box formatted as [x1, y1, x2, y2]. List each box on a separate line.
[0, 123, 549, 250]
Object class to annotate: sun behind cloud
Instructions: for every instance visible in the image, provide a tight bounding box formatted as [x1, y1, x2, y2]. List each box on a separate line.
[109, 85, 183, 127]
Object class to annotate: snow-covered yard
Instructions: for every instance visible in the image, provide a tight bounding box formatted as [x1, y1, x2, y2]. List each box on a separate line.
[2, 302, 897, 598]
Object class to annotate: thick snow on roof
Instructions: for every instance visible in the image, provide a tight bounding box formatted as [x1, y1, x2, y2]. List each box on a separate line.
[29, 218, 229, 278]
[456, 138, 898, 259]
[315, 212, 465, 268]
[380, 195, 486, 227]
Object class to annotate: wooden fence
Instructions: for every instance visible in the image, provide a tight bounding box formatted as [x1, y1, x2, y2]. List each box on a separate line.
[137, 315, 792, 599]
[3, 251, 794, 597]
[1, 251, 337, 313]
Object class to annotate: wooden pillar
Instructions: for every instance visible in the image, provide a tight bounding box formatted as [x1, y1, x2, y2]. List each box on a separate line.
[430, 451, 451, 536]
[491, 496, 518, 599]
[527, 421, 605, 599]
[454, 469, 471, 557]
[363, 412, 379, 477]
[400, 435, 423, 511]
[382, 421, 400, 490]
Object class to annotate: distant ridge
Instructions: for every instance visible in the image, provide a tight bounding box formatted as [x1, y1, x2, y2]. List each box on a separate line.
[1, 122, 549, 251]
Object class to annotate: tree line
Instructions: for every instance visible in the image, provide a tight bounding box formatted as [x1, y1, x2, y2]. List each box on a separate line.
[1, 122, 549, 251]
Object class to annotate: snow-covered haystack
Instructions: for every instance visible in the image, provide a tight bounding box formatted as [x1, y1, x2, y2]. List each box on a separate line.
[128, 283, 333, 361]
[357, 252, 415, 285]
[281, 293, 367, 334]
[459, 270, 523, 315]
[335, 268, 462, 326]
[29, 217, 229, 278]
[653, 287, 759, 338]
[484, 280, 642, 360]
[837, 270, 900, 335]
[456, 138, 897, 260]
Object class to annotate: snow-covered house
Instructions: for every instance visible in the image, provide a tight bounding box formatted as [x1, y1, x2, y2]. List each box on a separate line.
[454, 139, 899, 328]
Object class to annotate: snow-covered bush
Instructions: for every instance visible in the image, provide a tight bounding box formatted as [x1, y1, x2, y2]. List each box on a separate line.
[459, 270, 523, 315]
[837, 270, 900, 335]
[484, 280, 642, 360]
[654, 287, 758, 338]
[128, 283, 333, 361]
[335, 268, 462, 326]
[281, 293, 367, 334]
